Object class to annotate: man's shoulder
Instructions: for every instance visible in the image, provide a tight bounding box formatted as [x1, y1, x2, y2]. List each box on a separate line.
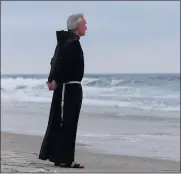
[65, 39, 81, 51]
[67, 39, 80, 46]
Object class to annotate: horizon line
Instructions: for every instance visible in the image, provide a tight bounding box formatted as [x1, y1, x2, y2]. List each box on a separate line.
[1, 72, 180, 76]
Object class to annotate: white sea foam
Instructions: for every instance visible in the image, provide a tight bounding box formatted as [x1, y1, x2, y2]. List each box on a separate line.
[1, 75, 180, 112]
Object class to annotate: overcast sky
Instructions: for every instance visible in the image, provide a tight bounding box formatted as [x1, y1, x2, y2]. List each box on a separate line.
[1, 1, 180, 74]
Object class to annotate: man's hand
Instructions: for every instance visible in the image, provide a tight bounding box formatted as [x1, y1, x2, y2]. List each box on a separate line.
[46, 80, 57, 90]
[51, 80, 57, 90]
[46, 82, 52, 90]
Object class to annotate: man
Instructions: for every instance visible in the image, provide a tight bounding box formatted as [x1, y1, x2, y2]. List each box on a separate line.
[39, 13, 87, 168]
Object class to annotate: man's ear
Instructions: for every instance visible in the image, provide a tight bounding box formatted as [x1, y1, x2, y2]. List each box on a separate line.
[76, 24, 80, 31]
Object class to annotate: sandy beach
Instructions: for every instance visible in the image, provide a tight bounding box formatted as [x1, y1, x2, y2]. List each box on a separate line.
[1, 131, 180, 173]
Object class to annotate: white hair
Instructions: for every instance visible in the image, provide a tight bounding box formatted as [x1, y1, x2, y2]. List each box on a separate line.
[67, 13, 84, 31]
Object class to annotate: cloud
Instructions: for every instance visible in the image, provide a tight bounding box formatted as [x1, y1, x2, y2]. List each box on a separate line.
[84, 38, 180, 73]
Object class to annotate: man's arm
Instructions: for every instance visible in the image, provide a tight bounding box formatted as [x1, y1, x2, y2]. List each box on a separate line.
[58, 41, 81, 82]
[47, 40, 81, 84]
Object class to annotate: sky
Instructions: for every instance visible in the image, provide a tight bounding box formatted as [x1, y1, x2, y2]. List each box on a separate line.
[1, 1, 180, 74]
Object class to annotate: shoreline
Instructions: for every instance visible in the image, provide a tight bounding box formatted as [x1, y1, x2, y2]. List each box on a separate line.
[1, 131, 180, 173]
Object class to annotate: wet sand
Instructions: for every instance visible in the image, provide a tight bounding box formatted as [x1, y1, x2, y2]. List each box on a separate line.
[1, 131, 180, 173]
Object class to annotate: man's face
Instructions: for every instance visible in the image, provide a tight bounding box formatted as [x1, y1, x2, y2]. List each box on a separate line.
[77, 18, 87, 36]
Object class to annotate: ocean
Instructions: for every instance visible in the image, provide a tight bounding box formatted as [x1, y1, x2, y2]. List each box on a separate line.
[1, 73, 180, 112]
[1, 73, 180, 161]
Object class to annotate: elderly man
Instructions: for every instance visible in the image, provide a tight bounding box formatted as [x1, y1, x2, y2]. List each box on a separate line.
[39, 13, 87, 168]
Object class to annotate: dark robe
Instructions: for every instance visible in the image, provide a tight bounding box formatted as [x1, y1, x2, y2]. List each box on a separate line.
[39, 30, 84, 164]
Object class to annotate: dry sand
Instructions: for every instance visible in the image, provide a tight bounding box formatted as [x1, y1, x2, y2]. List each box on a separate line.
[1, 131, 180, 173]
